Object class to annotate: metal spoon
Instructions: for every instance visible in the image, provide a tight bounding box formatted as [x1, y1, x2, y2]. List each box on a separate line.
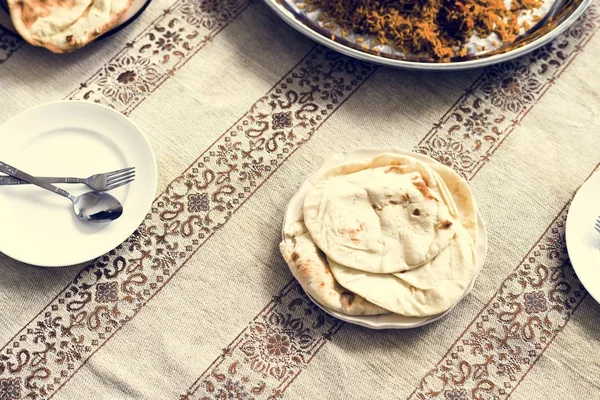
[0, 161, 123, 223]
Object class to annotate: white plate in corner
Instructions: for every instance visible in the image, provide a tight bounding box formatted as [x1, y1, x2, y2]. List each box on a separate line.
[566, 170, 600, 304]
[281, 147, 488, 329]
[0, 101, 157, 267]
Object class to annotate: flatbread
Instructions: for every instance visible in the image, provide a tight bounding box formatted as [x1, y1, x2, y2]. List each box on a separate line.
[303, 154, 456, 274]
[8, 0, 132, 53]
[329, 221, 476, 317]
[428, 163, 478, 244]
[280, 222, 389, 316]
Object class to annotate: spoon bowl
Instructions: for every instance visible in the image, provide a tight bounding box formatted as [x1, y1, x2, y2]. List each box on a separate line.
[72, 191, 124, 223]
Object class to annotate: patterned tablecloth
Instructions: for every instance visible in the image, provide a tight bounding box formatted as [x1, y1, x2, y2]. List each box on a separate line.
[1, 0, 600, 399]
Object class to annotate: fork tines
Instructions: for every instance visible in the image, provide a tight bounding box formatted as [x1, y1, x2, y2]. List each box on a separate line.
[107, 167, 135, 189]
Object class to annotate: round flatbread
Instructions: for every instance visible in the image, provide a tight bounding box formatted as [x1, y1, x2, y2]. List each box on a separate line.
[8, 0, 133, 53]
[329, 221, 476, 317]
[303, 154, 456, 274]
[428, 163, 478, 244]
[280, 222, 389, 316]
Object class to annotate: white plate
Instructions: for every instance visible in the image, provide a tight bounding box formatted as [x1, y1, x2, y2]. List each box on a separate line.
[566, 171, 600, 304]
[0, 0, 152, 41]
[264, 0, 591, 71]
[282, 147, 488, 329]
[0, 101, 156, 267]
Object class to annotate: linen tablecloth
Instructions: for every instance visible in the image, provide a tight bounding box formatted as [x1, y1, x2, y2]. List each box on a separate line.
[1, 0, 600, 398]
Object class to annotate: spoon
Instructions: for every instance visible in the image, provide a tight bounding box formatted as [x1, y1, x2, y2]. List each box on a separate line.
[0, 161, 123, 223]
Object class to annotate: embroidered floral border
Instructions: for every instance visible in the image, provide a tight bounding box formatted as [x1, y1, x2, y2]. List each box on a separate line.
[0, 46, 376, 399]
[0, 0, 248, 82]
[182, 281, 344, 400]
[0, 3, 597, 400]
[66, 0, 250, 114]
[417, 5, 599, 180]
[408, 165, 600, 399]
[0, 26, 22, 64]
[180, 6, 600, 399]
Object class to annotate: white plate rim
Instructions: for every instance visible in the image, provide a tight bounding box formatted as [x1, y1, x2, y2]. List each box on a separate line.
[0, 100, 157, 267]
[263, 0, 592, 71]
[281, 146, 488, 329]
[566, 170, 600, 304]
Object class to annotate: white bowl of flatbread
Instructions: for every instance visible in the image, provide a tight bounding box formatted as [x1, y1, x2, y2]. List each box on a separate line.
[279, 147, 488, 329]
[2, 0, 141, 53]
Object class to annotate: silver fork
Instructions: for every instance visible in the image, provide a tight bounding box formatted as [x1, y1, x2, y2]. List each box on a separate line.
[595, 217, 600, 234]
[0, 167, 135, 191]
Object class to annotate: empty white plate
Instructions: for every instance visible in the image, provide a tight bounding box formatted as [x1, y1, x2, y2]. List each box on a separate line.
[566, 170, 600, 304]
[0, 101, 156, 267]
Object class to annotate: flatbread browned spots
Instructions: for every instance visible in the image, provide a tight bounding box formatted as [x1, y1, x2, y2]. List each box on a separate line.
[340, 292, 355, 308]
[330, 222, 476, 317]
[385, 165, 406, 174]
[437, 220, 453, 229]
[411, 175, 434, 199]
[337, 223, 365, 244]
[326, 154, 478, 317]
[282, 152, 480, 318]
[8, 0, 133, 53]
[304, 154, 456, 274]
[280, 229, 389, 316]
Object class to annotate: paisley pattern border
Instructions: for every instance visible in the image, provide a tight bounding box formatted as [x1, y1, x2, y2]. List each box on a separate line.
[0, 46, 376, 399]
[0, 3, 597, 399]
[0, 0, 248, 76]
[181, 6, 600, 399]
[0, 26, 22, 64]
[0, 0, 259, 396]
[67, 0, 250, 114]
[408, 163, 599, 400]
[182, 282, 345, 400]
[417, 5, 599, 180]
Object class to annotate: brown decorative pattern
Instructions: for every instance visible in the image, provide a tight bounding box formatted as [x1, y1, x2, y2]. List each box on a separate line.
[417, 5, 599, 180]
[0, 46, 376, 399]
[66, 0, 250, 114]
[0, 26, 22, 64]
[182, 6, 600, 399]
[0, 378, 21, 400]
[0, 0, 247, 70]
[182, 282, 343, 399]
[408, 181, 595, 399]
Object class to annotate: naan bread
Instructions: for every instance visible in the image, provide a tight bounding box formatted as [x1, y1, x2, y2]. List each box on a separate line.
[329, 221, 476, 317]
[8, 0, 132, 53]
[303, 154, 456, 274]
[280, 222, 389, 316]
[428, 163, 478, 244]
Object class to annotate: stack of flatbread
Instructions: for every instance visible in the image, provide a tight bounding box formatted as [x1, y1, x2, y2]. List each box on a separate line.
[280, 153, 479, 318]
[7, 0, 133, 52]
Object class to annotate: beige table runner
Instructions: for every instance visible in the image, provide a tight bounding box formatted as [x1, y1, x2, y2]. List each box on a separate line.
[0, 1, 599, 399]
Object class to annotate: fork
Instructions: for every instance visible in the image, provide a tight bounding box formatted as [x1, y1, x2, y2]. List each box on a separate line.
[596, 217, 600, 234]
[0, 167, 135, 191]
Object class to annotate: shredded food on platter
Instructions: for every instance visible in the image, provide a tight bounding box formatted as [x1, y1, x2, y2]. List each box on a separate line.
[299, 0, 544, 59]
